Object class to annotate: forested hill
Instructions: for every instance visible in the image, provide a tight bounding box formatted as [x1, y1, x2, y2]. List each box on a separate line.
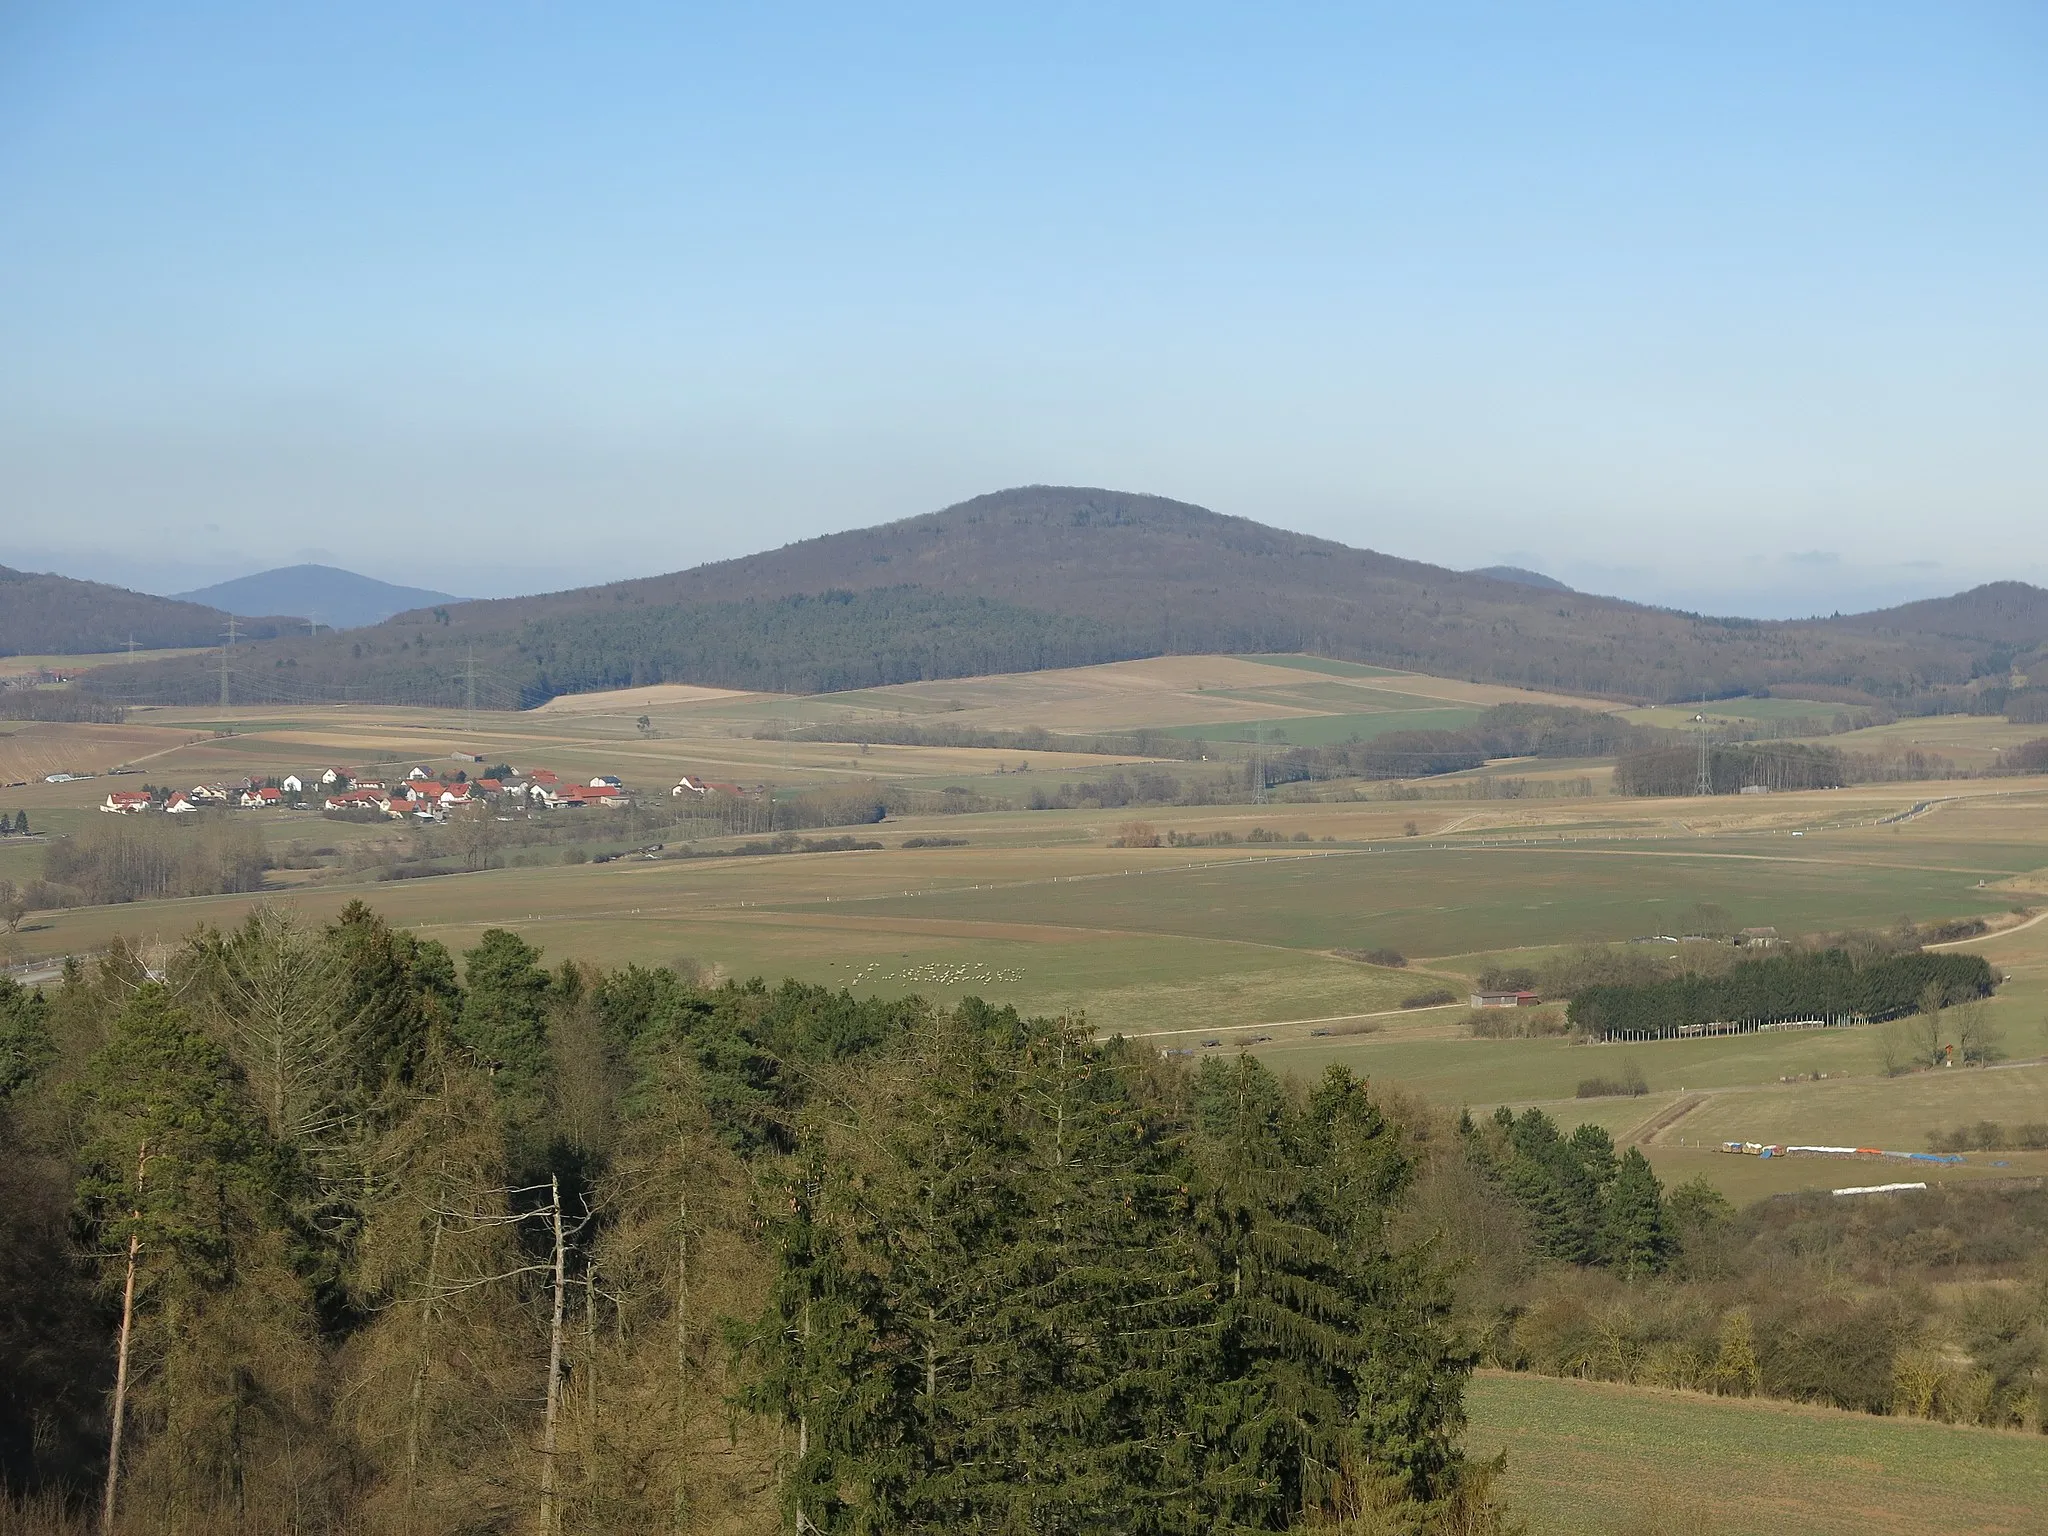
[0, 566, 302, 655]
[174, 564, 458, 630]
[77, 487, 2048, 708]
[1814, 581, 2048, 647]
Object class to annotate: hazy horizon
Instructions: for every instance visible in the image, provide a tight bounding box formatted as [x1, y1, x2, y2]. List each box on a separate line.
[4, 5, 2043, 619]
[0, 483, 2021, 624]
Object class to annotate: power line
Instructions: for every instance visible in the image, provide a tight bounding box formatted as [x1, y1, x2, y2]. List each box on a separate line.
[1693, 697, 1713, 797]
[218, 614, 238, 710]
[461, 644, 480, 723]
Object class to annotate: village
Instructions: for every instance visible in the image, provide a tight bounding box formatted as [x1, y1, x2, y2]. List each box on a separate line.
[97, 763, 757, 821]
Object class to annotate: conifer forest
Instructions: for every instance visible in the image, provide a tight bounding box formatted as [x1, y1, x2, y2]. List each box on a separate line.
[0, 904, 1514, 1535]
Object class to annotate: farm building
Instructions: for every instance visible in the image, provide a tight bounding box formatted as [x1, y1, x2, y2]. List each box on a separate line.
[1471, 989, 1540, 1009]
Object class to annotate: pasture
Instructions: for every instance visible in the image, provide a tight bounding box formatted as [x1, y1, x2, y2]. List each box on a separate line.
[1468, 1370, 2048, 1535]
[6, 672, 2047, 1202]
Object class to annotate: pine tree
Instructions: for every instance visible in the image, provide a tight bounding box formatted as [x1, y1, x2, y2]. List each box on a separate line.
[1188, 1060, 1472, 1523]
[961, 1022, 1213, 1534]
[1602, 1148, 1671, 1279]
[330, 899, 458, 1100]
[459, 929, 556, 1153]
[73, 984, 331, 1529]
[0, 974, 53, 1099]
[1501, 1110, 1602, 1265]
[341, 1038, 538, 1535]
[567, 1035, 774, 1534]
[747, 1005, 1218, 1534]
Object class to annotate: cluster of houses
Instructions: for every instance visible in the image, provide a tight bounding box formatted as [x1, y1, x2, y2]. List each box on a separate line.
[103, 763, 641, 822]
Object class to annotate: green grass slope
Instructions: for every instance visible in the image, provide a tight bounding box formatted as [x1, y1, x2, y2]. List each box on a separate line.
[1469, 1371, 2048, 1535]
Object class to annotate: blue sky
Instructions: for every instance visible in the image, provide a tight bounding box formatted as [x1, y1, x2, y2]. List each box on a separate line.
[2, 2, 2043, 614]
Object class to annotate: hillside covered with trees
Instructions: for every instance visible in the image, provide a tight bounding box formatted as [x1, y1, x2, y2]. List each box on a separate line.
[0, 908, 1506, 1535]
[0, 566, 302, 656]
[73, 487, 2048, 709]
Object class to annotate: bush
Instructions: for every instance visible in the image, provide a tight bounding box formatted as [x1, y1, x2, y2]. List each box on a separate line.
[1467, 1005, 1574, 1039]
[2001, 735, 2048, 773]
[721, 834, 884, 857]
[1476, 964, 1537, 992]
[1357, 947, 1407, 968]
[1400, 987, 1459, 1009]
[1928, 1121, 2048, 1153]
[1112, 819, 1161, 848]
[1920, 916, 1990, 944]
[1576, 1061, 1650, 1098]
[901, 836, 967, 849]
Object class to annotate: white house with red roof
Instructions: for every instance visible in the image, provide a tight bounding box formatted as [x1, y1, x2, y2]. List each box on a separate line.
[101, 790, 152, 813]
[673, 775, 746, 797]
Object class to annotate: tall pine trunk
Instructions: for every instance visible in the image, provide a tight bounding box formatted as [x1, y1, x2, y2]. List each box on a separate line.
[99, 1142, 147, 1536]
[538, 1177, 566, 1536]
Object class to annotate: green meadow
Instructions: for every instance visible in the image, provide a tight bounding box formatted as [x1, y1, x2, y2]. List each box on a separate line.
[1469, 1371, 2048, 1536]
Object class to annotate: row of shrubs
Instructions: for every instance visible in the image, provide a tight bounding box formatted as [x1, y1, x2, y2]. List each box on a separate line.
[1928, 1121, 2048, 1152]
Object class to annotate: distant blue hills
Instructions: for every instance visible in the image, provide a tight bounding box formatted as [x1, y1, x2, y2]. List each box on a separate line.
[175, 564, 460, 630]
[1467, 565, 1572, 592]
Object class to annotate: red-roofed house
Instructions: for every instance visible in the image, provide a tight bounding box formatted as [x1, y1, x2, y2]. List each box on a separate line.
[101, 791, 152, 813]
[164, 792, 197, 814]
[673, 776, 745, 797]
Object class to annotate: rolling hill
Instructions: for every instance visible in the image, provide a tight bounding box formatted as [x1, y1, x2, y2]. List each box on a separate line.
[174, 564, 459, 630]
[1816, 580, 2048, 648]
[0, 565, 301, 655]
[74, 486, 2048, 710]
[1465, 565, 1572, 592]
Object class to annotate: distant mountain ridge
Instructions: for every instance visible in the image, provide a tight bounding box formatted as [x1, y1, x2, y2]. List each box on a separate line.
[0, 565, 300, 655]
[79, 486, 2048, 709]
[175, 564, 459, 630]
[1815, 580, 2048, 648]
[1467, 565, 1572, 592]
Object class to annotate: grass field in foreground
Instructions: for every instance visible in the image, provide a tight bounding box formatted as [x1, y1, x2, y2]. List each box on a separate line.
[1466, 1370, 2048, 1535]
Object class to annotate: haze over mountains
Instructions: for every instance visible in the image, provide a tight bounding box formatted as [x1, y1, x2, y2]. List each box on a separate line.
[174, 565, 459, 630]
[0, 565, 300, 656]
[47, 486, 2044, 713]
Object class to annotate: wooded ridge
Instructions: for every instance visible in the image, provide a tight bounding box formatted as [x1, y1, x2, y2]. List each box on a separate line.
[35, 486, 2048, 706]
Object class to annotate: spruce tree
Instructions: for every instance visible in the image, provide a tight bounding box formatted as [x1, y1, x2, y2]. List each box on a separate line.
[1602, 1147, 1671, 1279]
[0, 975, 53, 1099]
[459, 928, 556, 1147]
[331, 899, 457, 1099]
[1502, 1110, 1602, 1264]
[1190, 1060, 1470, 1521]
